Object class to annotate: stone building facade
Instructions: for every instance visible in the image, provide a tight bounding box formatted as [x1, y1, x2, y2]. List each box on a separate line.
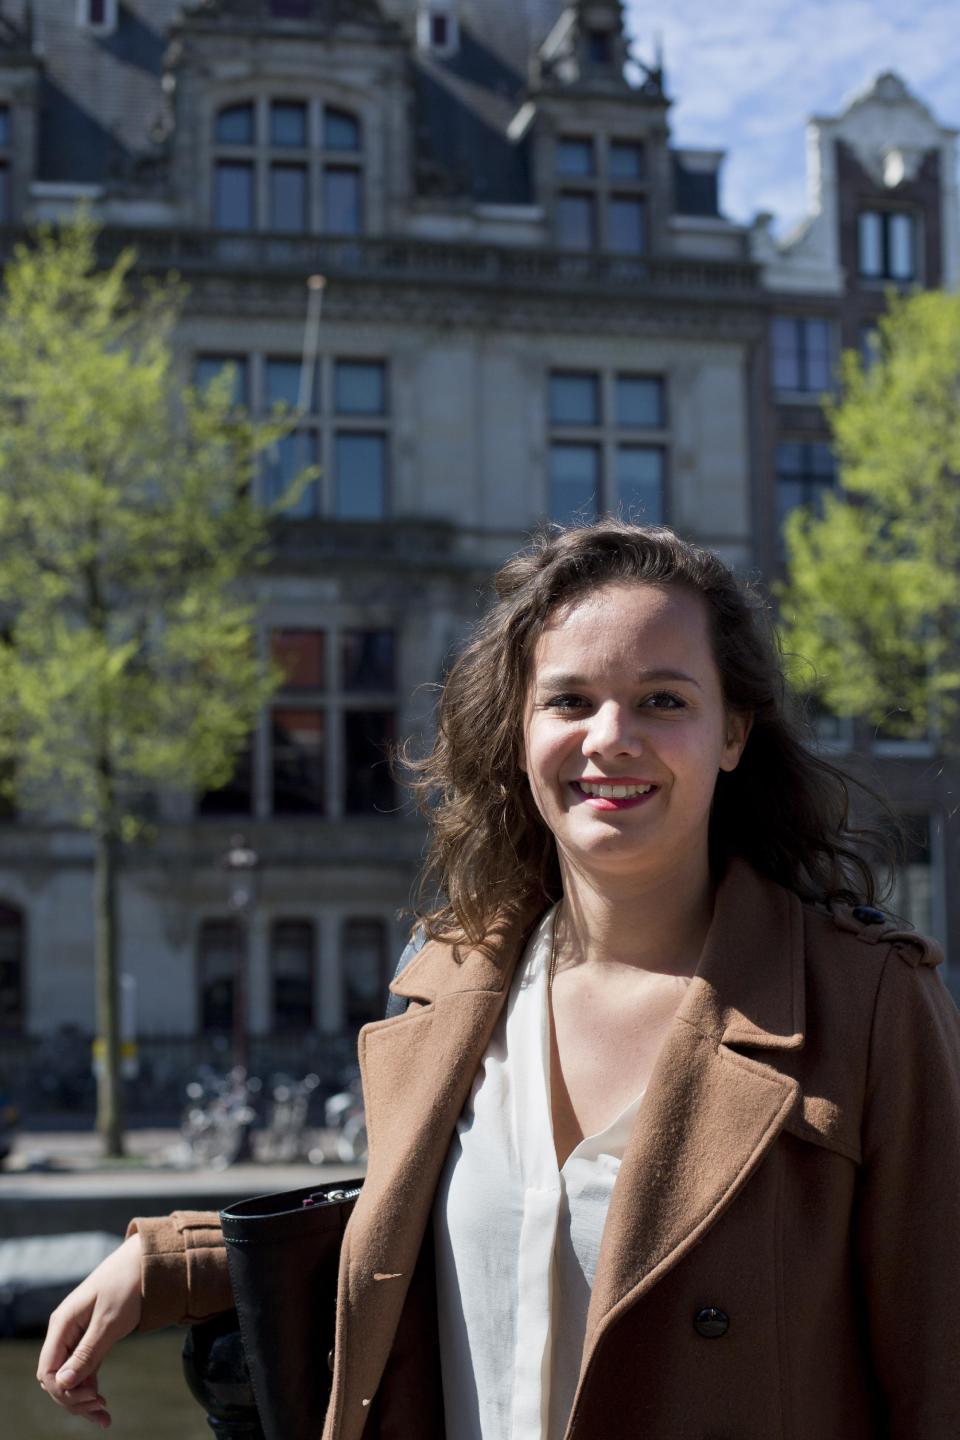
[0, 2, 955, 1066]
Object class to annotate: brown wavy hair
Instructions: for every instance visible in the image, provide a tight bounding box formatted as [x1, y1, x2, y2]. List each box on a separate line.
[405, 521, 892, 945]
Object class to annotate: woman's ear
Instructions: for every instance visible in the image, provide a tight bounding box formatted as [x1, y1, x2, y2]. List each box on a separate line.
[719, 711, 752, 773]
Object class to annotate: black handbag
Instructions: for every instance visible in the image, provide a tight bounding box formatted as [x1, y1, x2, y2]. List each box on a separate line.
[219, 1178, 362, 1440]
[209, 929, 426, 1440]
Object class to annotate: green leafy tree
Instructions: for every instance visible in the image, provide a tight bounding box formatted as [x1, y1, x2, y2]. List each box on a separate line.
[0, 218, 304, 1154]
[779, 289, 960, 736]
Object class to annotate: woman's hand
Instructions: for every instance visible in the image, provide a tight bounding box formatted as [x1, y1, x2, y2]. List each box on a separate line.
[36, 1231, 143, 1429]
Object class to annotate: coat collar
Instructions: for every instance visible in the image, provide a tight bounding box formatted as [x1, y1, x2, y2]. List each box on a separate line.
[390, 855, 806, 1052]
[327, 860, 805, 1440]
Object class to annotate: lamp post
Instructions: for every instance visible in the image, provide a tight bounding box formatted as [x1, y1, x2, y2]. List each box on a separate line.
[222, 833, 259, 1073]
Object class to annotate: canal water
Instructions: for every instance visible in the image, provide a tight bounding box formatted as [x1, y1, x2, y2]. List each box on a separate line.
[2, 1330, 209, 1438]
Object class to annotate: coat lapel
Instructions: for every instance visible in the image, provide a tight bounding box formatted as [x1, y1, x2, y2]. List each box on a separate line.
[578, 860, 805, 1384]
[325, 909, 539, 1440]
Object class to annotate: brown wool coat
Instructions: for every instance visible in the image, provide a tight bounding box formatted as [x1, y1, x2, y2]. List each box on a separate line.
[130, 860, 960, 1439]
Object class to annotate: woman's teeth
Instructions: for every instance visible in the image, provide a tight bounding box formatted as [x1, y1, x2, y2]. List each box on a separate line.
[578, 781, 653, 798]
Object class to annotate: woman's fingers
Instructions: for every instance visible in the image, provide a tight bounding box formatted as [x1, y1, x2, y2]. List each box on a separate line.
[37, 1232, 142, 1421]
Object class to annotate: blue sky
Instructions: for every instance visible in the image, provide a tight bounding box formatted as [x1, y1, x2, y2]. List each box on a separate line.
[622, 0, 960, 234]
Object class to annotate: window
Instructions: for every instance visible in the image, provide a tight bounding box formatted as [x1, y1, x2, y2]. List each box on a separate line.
[587, 30, 612, 65]
[216, 103, 255, 146]
[271, 0, 310, 16]
[557, 138, 595, 178]
[0, 902, 23, 1034]
[609, 141, 644, 180]
[858, 211, 915, 281]
[555, 135, 648, 253]
[195, 354, 249, 407]
[197, 740, 254, 817]
[78, 0, 117, 32]
[771, 317, 833, 394]
[0, 105, 12, 226]
[198, 920, 241, 1034]
[776, 441, 835, 530]
[548, 370, 667, 524]
[431, 13, 449, 47]
[268, 626, 397, 817]
[212, 99, 364, 234]
[887, 815, 941, 937]
[343, 918, 387, 1030]
[272, 708, 326, 813]
[557, 193, 595, 250]
[608, 196, 646, 255]
[195, 351, 389, 519]
[271, 920, 314, 1031]
[264, 357, 320, 514]
[274, 629, 325, 688]
[215, 162, 255, 231]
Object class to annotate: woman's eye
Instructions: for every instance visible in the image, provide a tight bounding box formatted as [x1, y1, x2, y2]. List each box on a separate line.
[644, 691, 685, 710]
[545, 693, 587, 711]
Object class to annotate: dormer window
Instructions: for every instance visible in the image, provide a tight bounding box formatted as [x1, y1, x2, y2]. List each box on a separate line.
[78, 0, 118, 33]
[554, 133, 648, 254]
[417, 2, 459, 58]
[587, 30, 612, 65]
[212, 98, 364, 235]
[858, 210, 915, 281]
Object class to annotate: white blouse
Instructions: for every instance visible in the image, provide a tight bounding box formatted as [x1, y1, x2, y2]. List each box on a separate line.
[432, 908, 690, 1440]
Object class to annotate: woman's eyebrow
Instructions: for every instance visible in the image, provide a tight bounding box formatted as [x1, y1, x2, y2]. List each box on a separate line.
[536, 668, 702, 690]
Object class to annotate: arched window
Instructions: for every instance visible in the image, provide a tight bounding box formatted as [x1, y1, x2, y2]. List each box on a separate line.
[197, 919, 241, 1034]
[0, 901, 24, 1033]
[212, 98, 364, 235]
[271, 920, 315, 1031]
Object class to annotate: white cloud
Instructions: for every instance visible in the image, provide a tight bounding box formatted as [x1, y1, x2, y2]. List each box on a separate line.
[624, 0, 960, 230]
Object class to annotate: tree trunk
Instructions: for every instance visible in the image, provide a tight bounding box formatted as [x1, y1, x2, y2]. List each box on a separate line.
[94, 817, 124, 1157]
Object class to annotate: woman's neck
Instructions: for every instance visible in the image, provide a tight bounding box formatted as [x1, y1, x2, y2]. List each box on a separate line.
[554, 853, 715, 979]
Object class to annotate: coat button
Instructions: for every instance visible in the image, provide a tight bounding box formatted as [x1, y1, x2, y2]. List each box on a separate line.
[852, 904, 886, 925]
[327, 1348, 335, 1372]
[693, 1306, 729, 1338]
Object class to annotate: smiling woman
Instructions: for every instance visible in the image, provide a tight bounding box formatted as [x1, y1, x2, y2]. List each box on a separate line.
[37, 523, 960, 1440]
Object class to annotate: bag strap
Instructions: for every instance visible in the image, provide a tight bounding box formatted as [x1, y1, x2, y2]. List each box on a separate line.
[383, 926, 426, 1020]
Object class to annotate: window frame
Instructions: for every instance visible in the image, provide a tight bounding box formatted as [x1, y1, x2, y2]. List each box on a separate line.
[547, 367, 669, 525]
[770, 315, 835, 397]
[0, 900, 25, 1036]
[553, 132, 650, 254]
[270, 918, 316, 1032]
[77, 0, 118, 33]
[265, 623, 399, 821]
[857, 209, 918, 283]
[210, 96, 365, 236]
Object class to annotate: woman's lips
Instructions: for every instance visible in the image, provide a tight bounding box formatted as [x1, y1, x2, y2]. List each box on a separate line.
[569, 780, 659, 811]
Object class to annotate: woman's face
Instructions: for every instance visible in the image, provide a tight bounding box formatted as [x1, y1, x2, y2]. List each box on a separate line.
[521, 581, 750, 887]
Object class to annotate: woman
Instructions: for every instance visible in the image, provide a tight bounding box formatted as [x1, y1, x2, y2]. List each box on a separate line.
[38, 522, 960, 1437]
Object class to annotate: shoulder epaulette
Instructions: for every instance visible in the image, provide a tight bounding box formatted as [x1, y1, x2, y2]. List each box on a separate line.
[827, 903, 942, 968]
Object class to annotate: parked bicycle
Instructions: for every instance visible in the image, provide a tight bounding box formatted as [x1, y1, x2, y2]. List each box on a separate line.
[180, 1065, 260, 1169]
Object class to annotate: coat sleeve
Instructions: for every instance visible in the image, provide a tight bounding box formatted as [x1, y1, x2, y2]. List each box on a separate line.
[855, 944, 960, 1436]
[125, 1211, 233, 1331]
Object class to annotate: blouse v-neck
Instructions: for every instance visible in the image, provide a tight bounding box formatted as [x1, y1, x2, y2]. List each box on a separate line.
[432, 906, 691, 1440]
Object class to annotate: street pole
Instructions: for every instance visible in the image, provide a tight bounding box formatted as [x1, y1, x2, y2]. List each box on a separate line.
[222, 834, 259, 1073]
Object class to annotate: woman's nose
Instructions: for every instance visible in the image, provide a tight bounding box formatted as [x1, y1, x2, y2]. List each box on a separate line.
[584, 703, 641, 756]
